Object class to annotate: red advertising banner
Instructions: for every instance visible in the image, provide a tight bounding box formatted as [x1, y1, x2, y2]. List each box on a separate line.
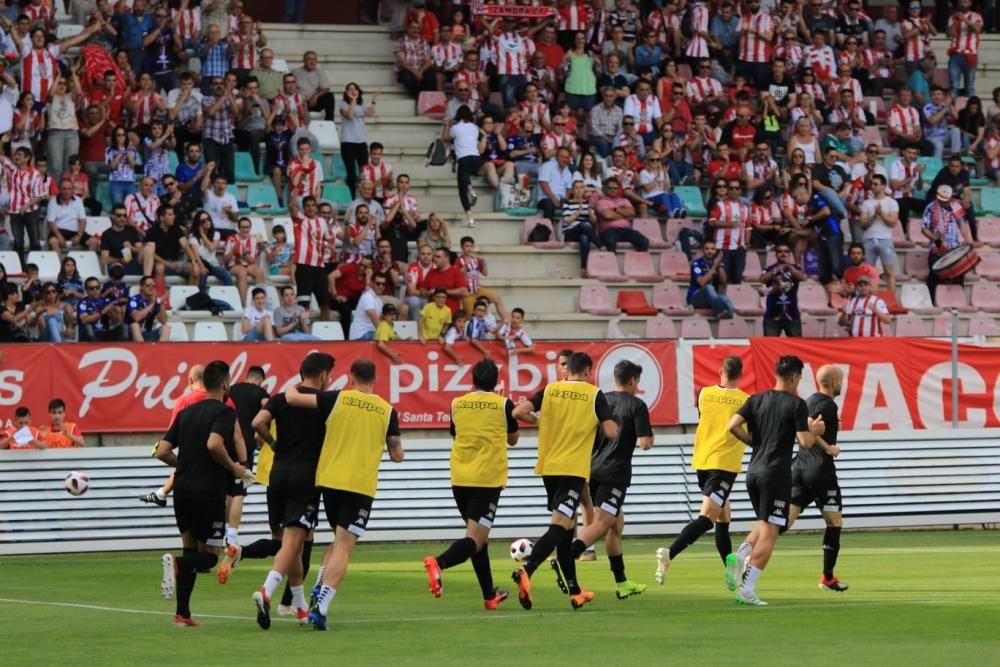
[0, 340, 677, 433]
[687, 338, 1000, 430]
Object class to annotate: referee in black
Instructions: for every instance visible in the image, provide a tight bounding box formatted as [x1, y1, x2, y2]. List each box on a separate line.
[156, 360, 248, 627]
[727, 355, 825, 606]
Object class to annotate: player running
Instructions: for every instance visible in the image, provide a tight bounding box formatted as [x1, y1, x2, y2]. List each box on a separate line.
[656, 355, 748, 590]
[284, 358, 405, 631]
[422, 359, 519, 610]
[557, 348, 597, 563]
[786, 364, 849, 592]
[510, 352, 618, 610]
[155, 361, 250, 626]
[727, 355, 825, 606]
[560, 360, 653, 599]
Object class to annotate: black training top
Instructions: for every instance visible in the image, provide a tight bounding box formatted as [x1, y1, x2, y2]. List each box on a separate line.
[794, 392, 839, 474]
[590, 392, 653, 487]
[164, 398, 237, 498]
[228, 381, 270, 464]
[738, 389, 809, 476]
[265, 387, 327, 478]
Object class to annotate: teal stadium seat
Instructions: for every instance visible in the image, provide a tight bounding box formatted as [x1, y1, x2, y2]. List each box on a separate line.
[322, 183, 353, 211]
[235, 152, 262, 181]
[248, 184, 288, 215]
[226, 184, 250, 214]
[674, 186, 707, 217]
[330, 153, 348, 182]
[980, 187, 1000, 216]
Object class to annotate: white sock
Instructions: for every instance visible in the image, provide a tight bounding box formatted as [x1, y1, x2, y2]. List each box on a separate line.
[741, 565, 763, 596]
[737, 542, 752, 562]
[314, 566, 326, 588]
[262, 570, 283, 599]
[155, 487, 167, 500]
[225, 526, 238, 546]
[291, 585, 307, 610]
[316, 585, 336, 615]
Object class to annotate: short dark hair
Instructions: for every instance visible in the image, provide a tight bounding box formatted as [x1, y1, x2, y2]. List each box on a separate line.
[351, 358, 376, 384]
[870, 173, 887, 187]
[722, 355, 743, 380]
[14, 406, 29, 419]
[247, 366, 265, 381]
[280, 285, 295, 296]
[302, 195, 317, 207]
[300, 352, 335, 380]
[203, 361, 231, 392]
[460, 236, 475, 246]
[370, 141, 384, 152]
[471, 359, 499, 392]
[558, 348, 574, 359]
[454, 309, 468, 320]
[613, 360, 643, 386]
[297, 137, 312, 147]
[566, 352, 593, 375]
[512, 307, 525, 317]
[849, 242, 865, 254]
[48, 399, 66, 412]
[251, 287, 266, 298]
[775, 355, 804, 380]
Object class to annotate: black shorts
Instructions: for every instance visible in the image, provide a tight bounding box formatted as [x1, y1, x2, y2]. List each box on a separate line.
[322, 488, 374, 538]
[267, 470, 320, 534]
[746, 472, 791, 528]
[174, 489, 226, 548]
[589, 479, 627, 517]
[791, 466, 843, 514]
[295, 264, 329, 306]
[48, 229, 92, 245]
[227, 462, 249, 497]
[542, 475, 586, 518]
[452, 486, 502, 528]
[697, 469, 738, 508]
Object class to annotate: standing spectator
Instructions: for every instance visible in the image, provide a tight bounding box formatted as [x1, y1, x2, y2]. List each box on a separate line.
[228, 15, 265, 85]
[563, 31, 598, 112]
[382, 174, 420, 262]
[176, 143, 213, 210]
[923, 87, 961, 159]
[290, 195, 331, 323]
[685, 0, 711, 63]
[687, 239, 735, 319]
[2, 146, 43, 256]
[339, 82, 377, 199]
[418, 247, 467, 315]
[198, 24, 230, 95]
[235, 77, 269, 175]
[404, 242, 434, 319]
[561, 179, 601, 276]
[115, 0, 152, 74]
[494, 17, 534, 108]
[760, 244, 806, 337]
[889, 144, 926, 228]
[594, 177, 649, 253]
[274, 73, 314, 149]
[37, 399, 85, 448]
[280, 0, 306, 24]
[590, 87, 624, 158]
[458, 236, 506, 319]
[947, 0, 982, 99]
[709, 179, 750, 285]
[497, 308, 535, 355]
[797, 185, 844, 286]
[127, 275, 170, 342]
[124, 177, 161, 245]
[875, 4, 903, 55]
[263, 114, 293, 208]
[839, 275, 891, 337]
[201, 76, 239, 182]
[419, 288, 452, 344]
[395, 20, 435, 98]
[536, 147, 575, 223]
[445, 106, 482, 228]
[928, 155, 978, 240]
[78, 105, 110, 197]
[359, 142, 393, 201]
[859, 174, 900, 296]
[45, 72, 82, 182]
[273, 285, 320, 342]
[144, 121, 175, 196]
[142, 6, 186, 93]
[46, 179, 93, 254]
[288, 137, 324, 208]
[241, 287, 274, 341]
[329, 254, 372, 338]
[105, 128, 138, 206]
[293, 50, 335, 122]
[842, 241, 881, 295]
[223, 217, 265, 306]
[922, 185, 978, 300]
[203, 174, 239, 236]
[349, 271, 384, 341]
[736, 0, 774, 87]
[624, 79, 662, 145]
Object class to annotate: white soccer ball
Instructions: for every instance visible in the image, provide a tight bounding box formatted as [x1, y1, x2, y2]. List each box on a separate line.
[64, 471, 90, 496]
[510, 538, 534, 562]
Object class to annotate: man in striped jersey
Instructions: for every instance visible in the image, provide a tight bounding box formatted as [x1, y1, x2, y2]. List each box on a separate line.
[736, 0, 773, 88]
[839, 275, 890, 337]
[1, 145, 43, 255]
[947, 0, 982, 98]
[290, 195, 330, 322]
[709, 178, 749, 285]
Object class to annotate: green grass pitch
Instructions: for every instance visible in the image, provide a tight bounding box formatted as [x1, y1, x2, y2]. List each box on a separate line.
[1, 530, 998, 666]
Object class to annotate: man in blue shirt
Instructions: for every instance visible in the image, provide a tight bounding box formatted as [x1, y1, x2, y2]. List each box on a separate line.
[795, 186, 844, 285]
[176, 143, 214, 208]
[759, 244, 807, 337]
[687, 239, 735, 318]
[78, 277, 126, 342]
[537, 147, 575, 222]
[710, 2, 740, 73]
[128, 275, 170, 342]
[923, 86, 960, 159]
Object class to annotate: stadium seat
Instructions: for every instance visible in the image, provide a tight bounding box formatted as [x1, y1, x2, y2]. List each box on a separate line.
[248, 217, 269, 241]
[321, 183, 353, 211]
[664, 218, 689, 245]
[310, 120, 340, 151]
[95, 181, 113, 212]
[330, 153, 348, 182]
[616, 290, 658, 315]
[272, 57, 289, 72]
[798, 283, 837, 315]
[677, 63, 692, 79]
[56, 23, 84, 39]
[878, 289, 907, 315]
[85, 216, 112, 238]
[193, 321, 229, 341]
[980, 190, 1000, 216]
[716, 317, 749, 338]
[728, 284, 764, 316]
[586, 251, 626, 281]
[644, 315, 678, 339]
[679, 317, 712, 338]
[578, 285, 621, 315]
[208, 286, 243, 313]
[225, 184, 249, 214]
[891, 221, 914, 248]
[674, 186, 707, 217]
[394, 320, 418, 340]
[976, 252, 1000, 279]
[955, 96, 969, 112]
[651, 282, 691, 315]
[971, 283, 1000, 313]
[859, 125, 884, 149]
[67, 251, 104, 282]
[658, 251, 691, 280]
[521, 217, 564, 248]
[934, 284, 975, 312]
[801, 317, 824, 337]
[168, 286, 204, 317]
[247, 184, 286, 214]
[744, 250, 763, 278]
[167, 322, 190, 341]
[979, 218, 1000, 247]
[632, 218, 669, 248]
[931, 314, 966, 337]
[311, 321, 346, 341]
[904, 250, 930, 280]
[623, 252, 660, 281]
[907, 218, 929, 247]
[235, 152, 262, 181]
[894, 315, 927, 336]
[0, 251, 23, 275]
[27, 251, 61, 281]
[900, 283, 942, 314]
[826, 318, 849, 337]
[606, 317, 637, 339]
[917, 157, 943, 182]
[246, 284, 280, 310]
[969, 316, 1000, 336]
[417, 91, 447, 119]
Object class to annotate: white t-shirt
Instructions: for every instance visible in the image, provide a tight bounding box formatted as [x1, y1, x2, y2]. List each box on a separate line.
[188, 231, 221, 266]
[450, 121, 480, 159]
[349, 288, 382, 340]
[204, 189, 239, 231]
[45, 195, 86, 234]
[639, 169, 668, 198]
[243, 305, 272, 327]
[859, 196, 899, 240]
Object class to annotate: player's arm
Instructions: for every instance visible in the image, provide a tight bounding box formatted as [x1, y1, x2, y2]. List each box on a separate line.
[386, 409, 404, 462]
[595, 391, 619, 440]
[816, 434, 840, 458]
[207, 432, 246, 478]
[155, 438, 177, 466]
[728, 413, 751, 445]
[285, 385, 320, 409]
[252, 407, 275, 447]
[505, 397, 520, 446]
[512, 388, 544, 422]
[635, 402, 653, 450]
[798, 407, 824, 448]
[233, 419, 248, 460]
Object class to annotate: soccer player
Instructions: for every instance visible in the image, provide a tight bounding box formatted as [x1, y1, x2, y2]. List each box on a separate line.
[563, 360, 653, 599]
[155, 361, 250, 627]
[510, 352, 618, 610]
[247, 352, 335, 628]
[786, 365, 849, 592]
[422, 359, 519, 609]
[284, 358, 405, 631]
[655, 355, 748, 590]
[726, 355, 825, 606]
[555, 347, 596, 561]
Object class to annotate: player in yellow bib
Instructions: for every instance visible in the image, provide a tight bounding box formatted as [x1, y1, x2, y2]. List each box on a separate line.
[422, 359, 519, 610]
[510, 352, 618, 610]
[284, 358, 405, 631]
[656, 355, 749, 590]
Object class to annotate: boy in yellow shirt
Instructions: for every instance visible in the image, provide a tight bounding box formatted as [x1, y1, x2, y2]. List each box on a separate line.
[375, 304, 402, 364]
[419, 288, 452, 343]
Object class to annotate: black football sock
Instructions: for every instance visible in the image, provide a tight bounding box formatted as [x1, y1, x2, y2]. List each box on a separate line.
[175, 552, 218, 618]
[524, 525, 565, 576]
[570, 538, 588, 558]
[470, 544, 495, 599]
[714, 521, 732, 565]
[608, 553, 627, 584]
[668, 515, 714, 560]
[241, 538, 281, 559]
[822, 526, 842, 579]
[282, 540, 314, 607]
[556, 528, 581, 595]
[436, 537, 477, 569]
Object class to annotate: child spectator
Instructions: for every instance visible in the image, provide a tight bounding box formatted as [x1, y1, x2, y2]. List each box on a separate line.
[466, 298, 498, 344]
[264, 115, 294, 207]
[0, 407, 44, 449]
[441, 308, 471, 365]
[458, 235, 507, 318]
[419, 288, 452, 344]
[498, 307, 535, 355]
[242, 286, 275, 341]
[37, 398, 85, 448]
[20, 264, 43, 305]
[375, 303, 403, 364]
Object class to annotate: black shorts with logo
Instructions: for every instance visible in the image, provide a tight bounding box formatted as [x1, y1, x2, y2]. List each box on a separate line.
[295, 264, 329, 307]
[267, 470, 321, 534]
[791, 466, 843, 514]
[588, 479, 627, 517]
[542, 475, 586, 518]
[322, 488, 374, 539]
[452, 486, 502, 529]
[745, 472, 791, 528]
[174, 488, 226, 548]
[697, 469, 738, 508]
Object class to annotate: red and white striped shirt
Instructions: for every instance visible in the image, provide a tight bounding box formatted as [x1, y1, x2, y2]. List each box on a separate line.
[431, 41, 463, 71]
[780, 192, 806, 223]
[292, 215, 328, 267]
[20, 44, 60, 101]
[829, 77, 863, 104]
[739, 11, 773, 63]
[322, 218, 343, 265]
[750, 200, 783, 228]
[453, 68, 487, 103]
[229, 32, 261, 70]
[274, 93, 309, 128]
[845, 294, 888, 337]
[948, 11, 983, 56]
[889, 158, 920, 197]
[987, 135, 1000, 170]
[684, 77, 723, 105]
[288, 158, 325, 199]
[360, 161, 393, 199]
[646, 10, 678, 45]
[623, 94, 662, 135]
[172, 8, 201, 42]
[1, 160, 41, 213]
[124, 193, 160, 232]
[519, 100, 549, 127]
[829, 104, 866, 134]
[711, 200, 749, 250]
[608, 165, 637, 190]
[128, 91, 162, 129]
[383, 193, 418, 218]
[802, 44, 836, 81]
[10, 107, 42, 146]
[684, 3, 711, 59]
[862, 47, 892, 78]
[23, 3, 53, 28]
[774, 41, 803, 71]
[224, 234, 259, 268]
[557, 1, 591, 31]
[406, 260, 432, 289]
[901, 17, 933, 62]
[493, 32, 534, 76]
[795, 81, 826, 104]
[458, 254, 485, 292]
[888, 104, 920, 141]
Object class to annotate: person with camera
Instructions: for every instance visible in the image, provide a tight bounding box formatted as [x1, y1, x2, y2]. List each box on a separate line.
[759, 243, 806, 337]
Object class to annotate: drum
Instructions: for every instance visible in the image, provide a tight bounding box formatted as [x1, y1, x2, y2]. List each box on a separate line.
[932, 245, 980, 280]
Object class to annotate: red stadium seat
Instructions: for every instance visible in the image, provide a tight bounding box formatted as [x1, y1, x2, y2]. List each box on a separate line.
[891, 221, 914, 248]
[727, 284, 764, 316]
[907, 219, 929, 247]
[894, 315, 928, 336]
[801, 317, 824, 337]
[679, 317, 712, 338]
[652, 282, 692, 315]
[969, 316, 1000, 336]
[971, 283, 1000, 313]
[978, 218, 1000, 247]
[521, 217, 565, 248]
[578, 285, 621, 315]
[658, 251, 691, 280]
[716, 317, 750, 338]
[904, 250, 929, 280]
[975, 252, 1000, 280]
[623, 251, 661, 281]
[417, 91, 447, 119]
[798, 284, 837, 315]
[877, 289, 908, 315]
[744, 250, 763, 279]
[632, 218, 669, 248]
[900, 284, 942, 314]
[934, 285, 975, 312]
[932, 314, 966, 337]
[616, 290, 659, 315]
[587, 251, 627, 281]
[644, 315, 678, 339]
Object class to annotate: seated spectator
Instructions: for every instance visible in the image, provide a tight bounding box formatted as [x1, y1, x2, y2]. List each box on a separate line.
[574, 152, 604, 197]
[203, 174, 240, 236]
[760, 244, 806, 337]
[466, 297, 499, 342]
[590, 87, 624, 158]
[0, 406, 43, 449]
[431, 25, 463, 91]
[687, 240, 735, 319]
[147, 204, 200, 285]
[417, 247, 468, 315]
[291, 49, 335, 121]
[273, 285, 320, 342]
[922, 87, 960, 159]
[811, 146, 852, 221]
[382, 174, 420, 262]
[265, 223, 295, 281]
[242, 287, 275, 341]
[394, 19, 435, 97]
[37, 399, 86, 448]
[839, 275, 892, 337]
[441, 308, 472, 365]
[224, 217, 265, 306]
[842, 242, 882, 295]
[373, 239, 409, 319]
[235, 77, 269, 176]
[561, 179, 602, 276]
[498, 308, 535, 355]
[595, 177, 649, 253]
[537, 147, 576, 222]
[350, 271, 385, 341]
[639, 151, 685, 217]
[78, 276, 127, 342]
[189, 212, 234, 291]
[458, 236, 506, 319]
[957, 96, 987, 154]
[541, 115, 579, 161]
[127, 276, 170, 342]
[344, 180, 386, 229]
[47, 179, 94, 254]
[34, 281, 75, 342]
[20, 265, 42, 306]
[419, 288, 452, 344]
[251, 48, 283, 102]
[887, 88, 934, 156]
[928, 155, 978, 240]
[176, 143, 213, 210]
[100, 204, 147, 275]
[57, 257, 86, 309]
[64, 155, 101, 216]
[329, 254, 374, 338]
[819, 122, 860, 166]
[376, 303, 403, 364]
[797, 185, 844, 286]
[343, 204, 381, 264]
[404, 243, 435, 319]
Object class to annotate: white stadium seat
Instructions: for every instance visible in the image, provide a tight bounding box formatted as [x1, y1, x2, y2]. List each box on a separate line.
[85, 216, 112, 238]
[0, 251, 23, 275]
[167, 322, 190, 341]
[394, 320, 417, 340]
[67, 251, 105, 282]
[311, 321, 345, 341]
[208, 286, 243, 313]
[193, 322, 229, 341]
[26, 251, 61, 282]
[310, 120, 340, 151]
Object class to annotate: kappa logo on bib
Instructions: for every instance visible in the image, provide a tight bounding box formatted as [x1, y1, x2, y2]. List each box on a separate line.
[595, 344, 663, 410]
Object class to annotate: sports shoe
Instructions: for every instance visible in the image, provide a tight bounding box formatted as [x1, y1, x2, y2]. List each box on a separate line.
[295, 607, 310, 625]
[511, 567, 533, 610]
[160, 554, 176, 599]
[172, 614, 200, 627]
[724, 553, 741, 592]
[309, 610, 328, 631]
[735, 589, 768, 606]
[550, 558, 569, 594]
[309, 585, 321, 613]
[252, 588, 271, 630]
[819, 575, 849, 592]
[483, 588, 509, 611]
[277, 604, 295, 617]
[615, 580, 647, 600]
[140, 492, 166, 507]
[217, 543, 241, 584]
[654, 547, 670, 585]
[423, 556, 443, 598]
[578, 548, 597, 562]
[569, 588, 594, 609]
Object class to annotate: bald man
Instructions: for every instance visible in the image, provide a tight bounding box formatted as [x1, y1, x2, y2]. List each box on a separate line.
[787, 365, 849, 592]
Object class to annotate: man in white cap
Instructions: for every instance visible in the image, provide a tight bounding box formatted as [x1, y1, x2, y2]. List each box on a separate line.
[920, 184, 978, 302]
